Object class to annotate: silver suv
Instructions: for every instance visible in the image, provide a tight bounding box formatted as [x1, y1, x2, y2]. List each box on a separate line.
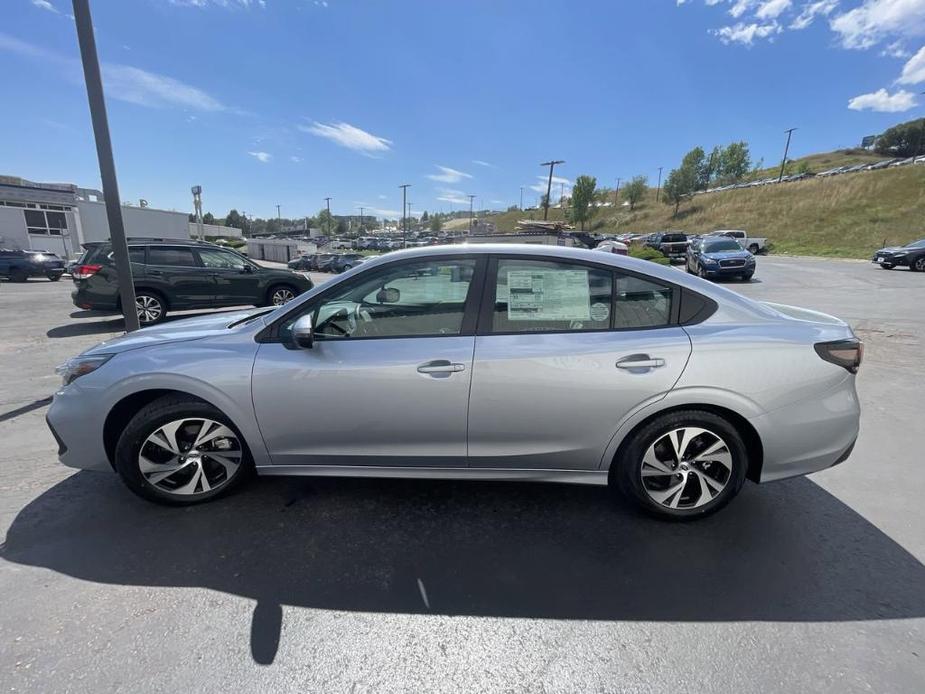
[47, 245, 861, 520]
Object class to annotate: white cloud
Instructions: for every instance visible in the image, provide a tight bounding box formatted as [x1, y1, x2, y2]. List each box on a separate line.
[31, 0, 59, 13]
[427, 165, 473, 183]
[881, 39, 912, 56]
[790, 0, 838, 29]
[0, 32, 232, 112]
[300, 121, 392, 155]
[713, 21, 782, 44]
[168, 0, 265, 8]
[472, 159, 495, 167]
[848, 87, 917, 110]
[248, 151, 272, 162]
[435, 188, 471, 205]
[289, 155, 302, 163]
[897, 44, 925, 81]
[529, 175, 572, 195]
[756, 0, 792, 20]
[730, 0, 757, 18]
[831, 0, 925, 50]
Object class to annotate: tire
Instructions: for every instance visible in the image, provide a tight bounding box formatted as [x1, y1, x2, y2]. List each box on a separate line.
[741, 272, 754, 281]
[10, 268, 28, 283]
[267, 284, 297, 307]
[697, 266, 708, 280]
[912, 256, 925, 272]
[114, 395, 253, 506]
[610, 409, 749, 521]
[748, 243, 760, 254]
[881, 263, 895, 270]
[135, 290, 167, 325]
[47, 273, 62, 282]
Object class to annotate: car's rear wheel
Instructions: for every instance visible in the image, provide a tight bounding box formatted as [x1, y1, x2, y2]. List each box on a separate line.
[748, 243, 760, 254]
[268, 284, 297, 306]
[47, 273, 62, 281]
[114, 396, 252, 505]
[912, 256, 925, 272]
[612, 410, 749, 520]
[135, 291, 167, 325]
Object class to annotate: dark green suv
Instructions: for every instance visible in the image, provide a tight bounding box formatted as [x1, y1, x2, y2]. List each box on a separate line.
[71, 238, 313, 325]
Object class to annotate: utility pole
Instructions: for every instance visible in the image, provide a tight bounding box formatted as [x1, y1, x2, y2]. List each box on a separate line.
[614, 177, 621, 206]
[778, 128, 797, 183]
[520, 186, 524, 210]
[399, 184, 410, 248]
[357, 206, 364, 234]
[324, 197, 332, 237]
[73, 0, 139, 331]
[192, 186, 204, 240]
[468, 194, 476, 234]
[655, 167, 663, 203]
[275, 204, 281, 234]
[705, 150, 716, 190]
[540, 160, 565, 220]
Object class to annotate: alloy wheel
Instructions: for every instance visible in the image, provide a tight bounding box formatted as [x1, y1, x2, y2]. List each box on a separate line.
[138, 418, 242, 496]
[915, 257, 925, 272]
[640, 427, 732, 510]
[136, 295, 163, 324]
[272, 288, 295, 305]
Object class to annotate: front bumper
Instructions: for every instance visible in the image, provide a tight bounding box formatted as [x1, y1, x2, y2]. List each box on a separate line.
[46, 386, 112, 472]
[871, 254, 909, 267]
[700, 264, 755, 276]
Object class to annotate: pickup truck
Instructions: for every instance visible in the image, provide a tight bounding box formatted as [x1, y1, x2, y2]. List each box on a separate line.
[645, 232, 689, 262]
[0, 249, 66, 282]
[708, 230, 769, 255]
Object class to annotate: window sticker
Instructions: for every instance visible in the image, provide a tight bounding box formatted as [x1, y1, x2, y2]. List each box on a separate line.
[507, 269, 591, 321]
[590, 301, 610, 322]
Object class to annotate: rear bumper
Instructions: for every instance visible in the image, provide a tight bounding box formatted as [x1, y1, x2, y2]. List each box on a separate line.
[71, 287, 119, 312]
[749, 374, 860, 483]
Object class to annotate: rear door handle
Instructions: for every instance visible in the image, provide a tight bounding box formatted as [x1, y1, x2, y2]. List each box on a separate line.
[417, 360, 466, 374]
[616, 356, 666, 369]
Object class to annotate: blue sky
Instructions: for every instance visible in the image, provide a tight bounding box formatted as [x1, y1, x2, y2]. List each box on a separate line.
[1, 0, 923, 220]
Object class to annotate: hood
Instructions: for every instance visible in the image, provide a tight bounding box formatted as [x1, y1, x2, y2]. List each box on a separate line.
[82, 307, 271, 356]
[876, 246, 906, 254]
[701, 249, 751, 260]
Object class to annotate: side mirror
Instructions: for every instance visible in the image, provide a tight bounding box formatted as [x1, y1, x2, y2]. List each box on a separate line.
[291, 314, 314, 349]
[241, 264, 255, 273]
[376, 286, 400, 304]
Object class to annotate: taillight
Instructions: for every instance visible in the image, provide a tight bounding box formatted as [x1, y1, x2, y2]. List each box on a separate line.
[814, 339, 863, 374]
[72, 264, 102, 280]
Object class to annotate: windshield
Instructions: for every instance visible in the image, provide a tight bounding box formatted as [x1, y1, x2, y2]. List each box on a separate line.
[703, 240, 742, 253]
[904, 239, 925, 248]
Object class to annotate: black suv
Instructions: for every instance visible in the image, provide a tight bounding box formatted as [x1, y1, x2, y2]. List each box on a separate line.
[72, 238, 313, 325]
[0, 249, 66, 282]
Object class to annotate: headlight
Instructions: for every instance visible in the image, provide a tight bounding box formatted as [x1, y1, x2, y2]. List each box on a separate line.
[55, 354, 114, 386]
[701, 257, 718, 265]
[746, 256, 756, 264]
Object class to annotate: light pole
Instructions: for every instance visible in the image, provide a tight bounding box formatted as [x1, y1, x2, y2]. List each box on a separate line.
[468, 194, 476, 233]
[655, 167, 663, 203]
[614, 177, 621, 206]
[540, 160, 565, 220]
[520, 186, 524, 210]
[399, 184, 410, 248]
[324, 197, 332, 237]
[778, 128, 797, 183]
[72, 0, 139, 331]
[192, 186, 204, 240]
[357, 206, 364, 234]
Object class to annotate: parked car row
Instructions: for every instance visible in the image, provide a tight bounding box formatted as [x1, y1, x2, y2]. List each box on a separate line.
[287, 252, 370, 273]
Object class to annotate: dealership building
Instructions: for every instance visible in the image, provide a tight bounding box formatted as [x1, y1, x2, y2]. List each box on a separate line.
[0, 175, 191, 258]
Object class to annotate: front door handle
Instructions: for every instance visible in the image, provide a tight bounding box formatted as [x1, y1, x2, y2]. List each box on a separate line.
[417, 360, 466, 374]
[616, 355, 666, 369]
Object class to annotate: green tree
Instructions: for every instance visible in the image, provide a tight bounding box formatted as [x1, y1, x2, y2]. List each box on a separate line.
[622, 175, 647, 210]
[718, 141, 751, 183]
[316, 208, 334, 234]
[224, 209, 243, 230]
[202, 212, 215, 225]
[662, 146, 703, 216]
[430, 215, 443, 232]
[421, 210, 429, 223]
[569, 175, 597, 231]
[335, 219, 348, 236]
[874, 118, 925, 157]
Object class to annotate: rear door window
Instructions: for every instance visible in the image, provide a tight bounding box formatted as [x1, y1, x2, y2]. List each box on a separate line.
[146, 246, 199, 267]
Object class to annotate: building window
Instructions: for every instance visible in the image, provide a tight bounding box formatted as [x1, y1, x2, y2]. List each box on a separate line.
[23, 209, 69, 236]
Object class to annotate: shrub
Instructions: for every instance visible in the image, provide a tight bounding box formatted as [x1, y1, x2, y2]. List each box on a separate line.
[630, 246, 671, 265]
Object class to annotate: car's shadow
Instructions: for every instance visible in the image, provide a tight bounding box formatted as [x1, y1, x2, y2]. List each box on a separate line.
[3, 473, 923, 665]
[48, 310, 241, 338]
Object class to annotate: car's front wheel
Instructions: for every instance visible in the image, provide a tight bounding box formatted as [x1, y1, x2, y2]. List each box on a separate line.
[267, 284, 297, 306]
[114, 395, 252, 505]
[881, 263, 895, 270]
[612, 410, 749, 520]
[912, 256, 925, 272]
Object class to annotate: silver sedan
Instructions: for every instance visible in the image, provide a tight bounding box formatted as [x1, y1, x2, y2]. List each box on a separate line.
[47, 244, 861, 520]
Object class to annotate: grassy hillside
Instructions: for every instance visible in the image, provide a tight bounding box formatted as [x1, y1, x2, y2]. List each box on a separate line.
[479, 163, 925, 258]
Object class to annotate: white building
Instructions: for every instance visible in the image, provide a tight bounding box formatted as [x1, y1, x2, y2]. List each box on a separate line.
[0, 175, 190, 259]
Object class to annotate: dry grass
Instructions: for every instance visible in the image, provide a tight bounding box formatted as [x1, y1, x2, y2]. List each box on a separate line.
[484, 165, 925, 258]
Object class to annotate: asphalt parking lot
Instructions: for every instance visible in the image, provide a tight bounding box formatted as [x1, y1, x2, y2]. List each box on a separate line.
[1, 256, 923, 693]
